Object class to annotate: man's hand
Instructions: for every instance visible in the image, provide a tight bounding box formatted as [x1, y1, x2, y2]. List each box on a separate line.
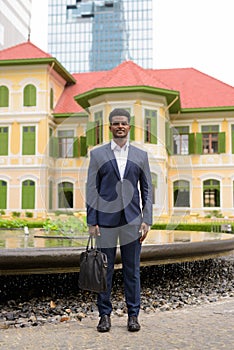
[88, 224, 100, 237]
[139, 222, 149, 243]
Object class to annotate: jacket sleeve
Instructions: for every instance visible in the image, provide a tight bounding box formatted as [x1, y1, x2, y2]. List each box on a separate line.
[140, 152, 153, 225]
[86, 151, 99, 226]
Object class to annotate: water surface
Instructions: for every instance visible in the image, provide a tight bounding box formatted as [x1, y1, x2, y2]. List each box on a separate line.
[0, 229, 232, 250]
[0, 229, 87, 249]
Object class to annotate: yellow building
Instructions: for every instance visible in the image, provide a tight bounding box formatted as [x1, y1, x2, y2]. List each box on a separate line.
[1, 41, 234, 221]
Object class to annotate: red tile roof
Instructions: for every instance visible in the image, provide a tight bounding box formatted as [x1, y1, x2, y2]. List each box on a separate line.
[1, 42, 234, 114]
[54, 71, 105, 114]
[0, 41, 52, 60]
[90, 61, 172, 90]
[54, 61, 176, 114]
[55, 61, 234, 114]
[150, 67, 234, 109]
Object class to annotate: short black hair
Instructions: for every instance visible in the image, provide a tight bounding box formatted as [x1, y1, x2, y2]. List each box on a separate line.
[109, 108, 131, 123]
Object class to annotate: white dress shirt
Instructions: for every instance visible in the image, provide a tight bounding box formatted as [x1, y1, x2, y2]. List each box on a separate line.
[111, 140, 129, 181]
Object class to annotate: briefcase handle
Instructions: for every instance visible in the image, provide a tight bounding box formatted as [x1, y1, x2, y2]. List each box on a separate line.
[86, 235, 97, 251]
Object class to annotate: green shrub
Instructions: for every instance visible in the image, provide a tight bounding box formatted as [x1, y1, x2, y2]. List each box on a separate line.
[12, 211, 21, 217]
[0, 219, 26, 229]
[43, 216, 87, 234]
[0, 218, 45, 229]
[151, 222, 233, 233]
[54, 210, 73, 216]
[25, 211, 33, 218]
[26, 221, 45, 228]
[43, 219, 59, 231]
[205, 210, 223, 218]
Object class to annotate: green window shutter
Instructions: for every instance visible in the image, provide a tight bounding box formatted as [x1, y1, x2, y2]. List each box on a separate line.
[49, 181, 53, 210]
[195, 133, 203, 154]
[86, 121, 96, 146]
[73, 137, 79, 157]
[0, 180, 7, 209]
[151, 173, 157, 187]
[0, 86, 9, 107]
[99, 118, 103, 144]
[22, 127, 35, 155]
[52, 137, 59, 158]
[130, 116, 135, 141]
[0, 127, 8, 155]
[218, 132, 226, 153]
[165, 122, 173, 155]
[22, 180, 35, 209]
[49, 136, 53, 157]
[80, 136, 87, 156]
[49, 128, 53, 156]
[24, 84, 36, 106]
[188, 133, 195, 154]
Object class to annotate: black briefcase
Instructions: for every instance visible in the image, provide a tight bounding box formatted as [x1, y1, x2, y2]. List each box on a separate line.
[78, 236, 108, 293]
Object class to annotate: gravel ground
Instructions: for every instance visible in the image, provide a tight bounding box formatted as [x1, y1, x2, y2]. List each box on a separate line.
[0, 253, 233, 329]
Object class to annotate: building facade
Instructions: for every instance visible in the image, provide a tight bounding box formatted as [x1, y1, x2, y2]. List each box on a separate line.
[0, 0, 32, 49]
[1, 41, 234, 223]
[48, 0, 153, 72]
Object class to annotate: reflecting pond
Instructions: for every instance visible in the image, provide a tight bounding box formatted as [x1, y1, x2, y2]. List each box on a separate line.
[145, 230, 233, 244]
[0, 229, 233, 250]
[0, 229, 88, 249]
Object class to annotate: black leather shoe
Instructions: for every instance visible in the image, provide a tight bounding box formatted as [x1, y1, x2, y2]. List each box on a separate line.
[97, 315, 111, 332]
[127, 316, 141, 332]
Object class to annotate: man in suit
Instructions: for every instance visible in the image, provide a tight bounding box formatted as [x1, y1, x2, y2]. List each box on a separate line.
[86, 108, 152, 332]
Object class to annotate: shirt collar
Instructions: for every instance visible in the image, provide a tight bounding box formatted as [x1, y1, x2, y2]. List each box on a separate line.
[111, 140, 129, 151]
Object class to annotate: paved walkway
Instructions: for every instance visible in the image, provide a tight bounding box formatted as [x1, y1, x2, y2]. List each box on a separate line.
[0, 298, 234, 350]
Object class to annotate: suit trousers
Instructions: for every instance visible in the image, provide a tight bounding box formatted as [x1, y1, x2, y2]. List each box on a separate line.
[96, 224, 142, 317]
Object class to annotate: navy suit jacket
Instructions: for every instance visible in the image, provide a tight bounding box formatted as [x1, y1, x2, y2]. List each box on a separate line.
[86, 142, 152, 227]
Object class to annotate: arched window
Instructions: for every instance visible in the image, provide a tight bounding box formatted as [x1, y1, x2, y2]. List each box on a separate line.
[0, 86, 9, 107]
[0, 180, 7, 209]
[173, 180, 190, 207]
[23, 84, 36, 106]
[58, 182, 73, 209]
[22, 180, 35, 209]
[203, 179, 220, 207]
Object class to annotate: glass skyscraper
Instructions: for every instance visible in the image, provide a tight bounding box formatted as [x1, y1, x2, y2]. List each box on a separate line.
[48, 0, 153, 73]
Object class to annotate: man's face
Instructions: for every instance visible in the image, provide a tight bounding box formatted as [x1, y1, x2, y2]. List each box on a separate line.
[109, 115, 131, 139]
